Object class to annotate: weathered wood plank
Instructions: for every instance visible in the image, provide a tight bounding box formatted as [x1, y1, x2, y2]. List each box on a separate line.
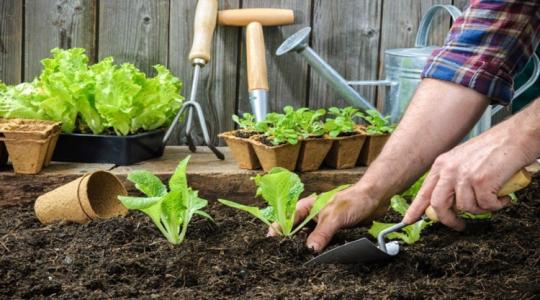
[168, 0, 241, 146]
[0, 0, 23, 84]
[309, 0, 382, 109]
[24, 0, 96, 81]
[236, 0, 312, 115]
[377, 0, 453, 110]
[0, 147, 367, 207]
[98, 0, 169, 76]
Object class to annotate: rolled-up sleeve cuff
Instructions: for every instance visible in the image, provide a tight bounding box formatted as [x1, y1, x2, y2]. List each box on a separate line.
[421, 48, 514, 105]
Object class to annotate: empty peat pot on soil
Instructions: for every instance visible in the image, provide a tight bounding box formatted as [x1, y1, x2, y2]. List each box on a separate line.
[250, 136, 301, 172]
[52, 129, 166, 165]
[218, 130, 261, 170]
[358, 134, 391, 166]
[296, 137, 333, 172]
[34, 171, 128, 224]
[324, 128, 367, 169]
[0, 119, 61, 174]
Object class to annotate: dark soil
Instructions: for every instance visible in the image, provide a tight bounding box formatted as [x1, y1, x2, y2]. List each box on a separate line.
[1, 179, 539, 299]
[257, 135, 282, 147]
[232, 130, 259, 139]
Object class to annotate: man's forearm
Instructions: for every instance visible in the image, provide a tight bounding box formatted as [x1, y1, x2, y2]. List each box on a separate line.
[509, 98, 540, 162]
[353, 78, 489, 204]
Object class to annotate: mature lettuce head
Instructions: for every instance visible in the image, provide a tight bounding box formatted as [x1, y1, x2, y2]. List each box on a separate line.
[0, 48, 183, 136]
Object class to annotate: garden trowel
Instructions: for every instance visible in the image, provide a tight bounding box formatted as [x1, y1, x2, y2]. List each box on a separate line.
[306, 168, 533, 265]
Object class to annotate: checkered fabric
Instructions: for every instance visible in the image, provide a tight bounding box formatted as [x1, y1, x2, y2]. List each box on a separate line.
[422, 0, 540, 104]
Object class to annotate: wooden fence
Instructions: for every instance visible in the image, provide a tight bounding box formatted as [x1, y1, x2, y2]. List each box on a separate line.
[0, 0, 469, 145]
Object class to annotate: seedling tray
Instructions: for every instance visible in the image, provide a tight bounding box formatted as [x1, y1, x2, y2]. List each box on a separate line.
[52, 129, 166, 165]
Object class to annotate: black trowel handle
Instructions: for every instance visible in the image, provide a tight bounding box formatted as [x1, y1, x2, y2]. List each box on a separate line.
[425, 168, 532, 222]
[189, 0, 218, 64]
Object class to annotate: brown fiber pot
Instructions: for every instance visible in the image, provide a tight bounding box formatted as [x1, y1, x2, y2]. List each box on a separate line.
[1, 119, 61, 174]
[324, 132, 367, 169]
[250, 137, 301, 172]
[34, 171, 128, 224]
[358, 134, 390, 166]
[219, 130, 261, 170]
[296, 137, 333, 172]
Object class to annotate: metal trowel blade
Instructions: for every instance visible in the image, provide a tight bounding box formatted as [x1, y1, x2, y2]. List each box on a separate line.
[305, 238, 400, 266]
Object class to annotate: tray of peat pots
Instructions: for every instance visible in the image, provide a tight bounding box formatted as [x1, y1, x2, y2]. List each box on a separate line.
[323, 107, 368, 169]
[0, 118, 61, 174]
[218, 113, 263, 170]
[294, 108, 334, 172]
[357, 110, 396, 166]
[249, 107, 302, 172]
[0, 48, 184, 165]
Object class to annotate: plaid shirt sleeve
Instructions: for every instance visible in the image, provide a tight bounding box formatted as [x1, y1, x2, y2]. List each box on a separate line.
[421, 0, 540, 105]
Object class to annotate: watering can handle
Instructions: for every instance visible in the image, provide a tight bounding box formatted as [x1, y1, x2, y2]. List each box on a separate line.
[415, 5, 462, 48]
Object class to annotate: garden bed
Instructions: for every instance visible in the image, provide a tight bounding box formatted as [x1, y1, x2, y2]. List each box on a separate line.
[1, 178, 539, 299]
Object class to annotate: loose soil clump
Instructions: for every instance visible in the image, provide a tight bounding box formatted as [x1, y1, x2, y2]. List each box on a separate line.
[1, 179, 539, 299]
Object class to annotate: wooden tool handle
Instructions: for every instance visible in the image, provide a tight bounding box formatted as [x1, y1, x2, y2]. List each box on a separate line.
[218, 9, 294, 26]
[189, 0, 218, 63]
[246, 22, 269, 91]
[425, 169, 532, 221]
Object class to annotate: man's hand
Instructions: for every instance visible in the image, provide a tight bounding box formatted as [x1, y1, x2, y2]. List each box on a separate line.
[404, 100, 540, 229]
[267, 186, 386, 252]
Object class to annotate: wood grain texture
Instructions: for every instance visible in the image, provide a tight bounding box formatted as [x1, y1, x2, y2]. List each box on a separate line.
[98, 0, 169, 76]
[168, 0, 241, 146]
[24, 0, 96, 81]
[0, 0, 22, 84]
[237, 0, 312, 115]
[309, 0, 382, 109]
[452, 0, 470, 10]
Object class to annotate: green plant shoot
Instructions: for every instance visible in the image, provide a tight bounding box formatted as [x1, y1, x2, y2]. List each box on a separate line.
[218, 167, 348, 236]
[262, 106, 302, 145]
[118, 156, 213, 245]
[361, 109, 396, 135]
[232, 112, 260, 132]
[293, 108, 326, 138]
[324, 107, 363, 137]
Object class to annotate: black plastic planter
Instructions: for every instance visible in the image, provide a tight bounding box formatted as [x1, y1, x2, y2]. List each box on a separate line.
[52, 129, 166, 165]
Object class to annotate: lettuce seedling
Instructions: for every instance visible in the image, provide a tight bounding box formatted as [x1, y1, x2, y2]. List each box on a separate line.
[324, 106, 363, 138]
[262, 107, 302, 145]
[218, 167, 348, 236]
[293, 108, 326, 138]
[118, 156, 213, 245]
[232, 112, 260, 132]
[361, 109, 396, 135]
[368, 195, 433, 244]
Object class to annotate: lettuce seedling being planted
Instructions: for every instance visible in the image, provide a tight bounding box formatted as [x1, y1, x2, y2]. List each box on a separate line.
[218, 167, 348, 236]
[118, 156, 212, 245]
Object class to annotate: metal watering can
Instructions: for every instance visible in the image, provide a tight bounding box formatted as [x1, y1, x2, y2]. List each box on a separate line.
[277, 5, 540, 137]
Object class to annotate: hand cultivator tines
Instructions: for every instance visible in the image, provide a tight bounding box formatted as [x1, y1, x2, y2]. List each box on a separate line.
[162, 0, 224, 160]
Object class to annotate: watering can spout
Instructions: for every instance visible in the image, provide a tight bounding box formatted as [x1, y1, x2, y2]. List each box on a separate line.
[276, 27, 377, 112]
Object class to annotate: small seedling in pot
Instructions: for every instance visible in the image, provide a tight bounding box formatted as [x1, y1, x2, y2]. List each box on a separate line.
[293, 108, 326, 138]
[260, 106, 302, 146]
[361, 109, 396, 135]
[218, 167, 348, 236]
[118, 156, 213, 245]
[324, 107, 363, 137]
[232, 112, 266, 138]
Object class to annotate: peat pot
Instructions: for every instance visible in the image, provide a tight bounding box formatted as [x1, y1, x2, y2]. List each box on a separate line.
[219, 130, 261, 170]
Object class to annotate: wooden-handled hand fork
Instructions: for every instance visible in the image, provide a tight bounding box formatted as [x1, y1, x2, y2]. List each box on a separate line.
[163, 0, 224, 160]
